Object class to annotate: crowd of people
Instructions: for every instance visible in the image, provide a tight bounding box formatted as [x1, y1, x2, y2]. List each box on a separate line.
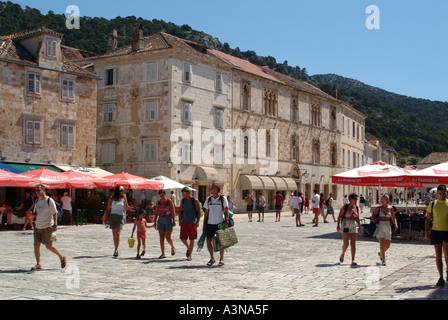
[3, 182, 448, 288]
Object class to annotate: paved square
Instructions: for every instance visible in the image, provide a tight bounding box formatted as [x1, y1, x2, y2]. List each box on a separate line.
[1, 210, 447, 300]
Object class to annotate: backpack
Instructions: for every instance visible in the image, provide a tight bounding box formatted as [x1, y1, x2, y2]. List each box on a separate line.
[206, 195, 234, 228]
[35, 197, 63, 220]
[325, 197, 331, 207]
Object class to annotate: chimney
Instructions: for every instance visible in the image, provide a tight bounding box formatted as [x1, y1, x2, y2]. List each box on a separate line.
[106, 29, 118, 53]
[131, 24, 144, 52]
[329, 86, 338, 99]
[262, 66, 269, 74]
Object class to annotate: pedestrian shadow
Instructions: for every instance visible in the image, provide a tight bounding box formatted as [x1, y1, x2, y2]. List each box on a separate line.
[72, 255, 111, 259]
[165, 264, 210, 270]
[0, 269, 32, 274]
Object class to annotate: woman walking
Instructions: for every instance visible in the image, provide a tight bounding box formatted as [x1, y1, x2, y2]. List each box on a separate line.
[337, 193, 362, 266]
[106, 186, 129, 257]
[153, 189, 176, 259]
[371, 195, 398, 266]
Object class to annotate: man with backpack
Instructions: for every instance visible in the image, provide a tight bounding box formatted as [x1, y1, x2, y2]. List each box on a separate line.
[28, 184, 66, 271]
[202, 183, 229, 267]
[179, 187, 202, 261]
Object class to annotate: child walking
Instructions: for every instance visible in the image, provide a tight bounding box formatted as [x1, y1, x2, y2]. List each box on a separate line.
[131, 209, 154, 259]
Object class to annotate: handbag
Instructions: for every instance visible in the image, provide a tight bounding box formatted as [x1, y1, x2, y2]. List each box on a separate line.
[216, 227, 238, 251]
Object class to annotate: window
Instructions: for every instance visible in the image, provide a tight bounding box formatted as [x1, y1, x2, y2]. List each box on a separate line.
[215, 108, 223, 128]
[25, 120, 42, 145]
[310, 102, 321, 126]
[27, 72, 41, 94]
[183, 102, 192, 123]
[243, 136, 249, 157]
[342, 116, 345, 134]
[267, 133, 272, 158]
[330, 109, 336, 130]
[102, 144, 115, 164]
[347, 119, 350, 137]
[353, 152, 357, 169]
[353, 121, 356, 139]
[263, 89, 277, 116]
[184, 62, 192, 83]
[216, 72, 223, 92]
[146, 62, 158, 82]
[242, 82, 250, 110]
[144, 101, 158, 121]
[104, 67, 117, 86]
[331, 144, 337, 166]
[313, 145, 319, 164]
[292, 140, 297, 161]
[144, 141, 157, 162]
[61, 124, 75, 148]
[343, 148, 345, 167]
[348, 150, 350, 168]
[357, 124, 360, 141]
[103, 105, 115, 124]
[46, 38, 57, 58]
[61, 78, 74, 100]
[182, 142, 192, 164]
[291, 97, 298, 122]
[214, 145, 223, 165]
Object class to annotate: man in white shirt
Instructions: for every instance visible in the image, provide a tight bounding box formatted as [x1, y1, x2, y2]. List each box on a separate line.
[60, 192, 72, 225]
[29, 184, 66, 271]
[312, 189, 320, 227]
[203, 183, 229, 267]
[294, 191, 304, 227]
[258, 192, 266, 222]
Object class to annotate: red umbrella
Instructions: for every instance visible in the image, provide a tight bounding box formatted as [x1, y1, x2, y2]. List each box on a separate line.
[6, 168, 67, 189]
[100, 172, 164, 190]
[56, 170, 115, 189]
[0, 169, 17, 187]
[407, 161, 448, 185]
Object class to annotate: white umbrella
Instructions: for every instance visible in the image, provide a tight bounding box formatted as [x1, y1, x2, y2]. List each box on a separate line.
[151, 176, 195, 191]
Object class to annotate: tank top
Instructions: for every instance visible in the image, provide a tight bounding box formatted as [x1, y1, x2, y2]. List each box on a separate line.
[379, 206, 391, 218]
[158, 199, 172, 218]
[111, 199, 125, 216]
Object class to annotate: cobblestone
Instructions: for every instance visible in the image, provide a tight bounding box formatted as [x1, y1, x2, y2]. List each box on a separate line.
[1, 210, 447, 300]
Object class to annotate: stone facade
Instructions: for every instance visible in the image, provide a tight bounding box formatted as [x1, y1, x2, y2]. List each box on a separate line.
[91, 29, 366, 209]
[0, 27, 98, 167]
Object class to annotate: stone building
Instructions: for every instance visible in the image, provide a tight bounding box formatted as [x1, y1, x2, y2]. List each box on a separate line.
[0, 26, 100, 201]
[86, 26, 366, 209]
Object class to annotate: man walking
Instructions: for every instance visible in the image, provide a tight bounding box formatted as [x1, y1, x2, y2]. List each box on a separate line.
[425, 185, 448, 286]
[29, 184, 66, 271]
[312, 189, 320, 227]
[179, 187, 201, 261]
[203, 183, 229, 267]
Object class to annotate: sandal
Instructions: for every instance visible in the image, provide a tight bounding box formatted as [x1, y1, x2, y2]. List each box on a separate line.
[113, 251, 118, 257]
[207, 259, 216, 266]
[186, 256, 192, 261]
[158, 254, 166, 259]
[218, 261, 225, 267]
[31, 264, 42, 271]
[61, 256, 67, 269]
[339, 254, 344, 263]
[186, 250, 190, 258]
[171, 247, 176, 256]
[141, 251, 145, 257]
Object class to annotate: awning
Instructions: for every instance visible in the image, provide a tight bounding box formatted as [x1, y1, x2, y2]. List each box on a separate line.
[0, 162, 23, 174]
[282, 177, 297, 191]
[258, 176, 275, 190]
[54, 165, 114, 178]
[5, 162, 61, 173]
[196, 166, 219, 182]
[240, 175, 263, 190]
[271, 176, 287, 191]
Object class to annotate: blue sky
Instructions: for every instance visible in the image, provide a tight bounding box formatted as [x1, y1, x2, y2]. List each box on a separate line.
[11, 0, 448, 102]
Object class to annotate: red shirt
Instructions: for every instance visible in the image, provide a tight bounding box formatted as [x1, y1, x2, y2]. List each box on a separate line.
[274, 194, 283, 206]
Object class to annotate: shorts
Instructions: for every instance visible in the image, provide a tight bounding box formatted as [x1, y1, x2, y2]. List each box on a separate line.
[327, 206, 334, 215]
[157, 216, 173, 231]
[137, 230, 146, 240]
[34, 227, 53, 245]
[180, 222, 198, 240]
[205, 224, 220, 239]
[341, 220, 358, 234]
[294, 208, 301, 215]
[374, 221, 392, 240]
[258, 205, 265, 213]
[275, 205, 282, 211]
[430, 230, 448, 245]
[109, 214, 126, 230]
[247, 205, 254, 212]
[319, 207, 325, 217]
[312, 207, 320, 214]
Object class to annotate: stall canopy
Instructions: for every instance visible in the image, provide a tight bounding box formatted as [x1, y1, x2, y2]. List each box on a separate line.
[332, 161, 422, 187]
[0, 169, 17, 184]
[152, 176, 194, 190]
[54, 165, 114, 178]
[407, 161, 448, 185]
[0, 162, 23, 174]
[3, 168, 67, 189]
[101, 172, 164, 190]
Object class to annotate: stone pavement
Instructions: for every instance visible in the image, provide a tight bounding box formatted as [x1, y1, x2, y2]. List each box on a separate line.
[1, 210, 448, 301]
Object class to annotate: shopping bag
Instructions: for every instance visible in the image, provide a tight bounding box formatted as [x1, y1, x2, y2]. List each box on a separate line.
[216, 227, 238, 250]
[197, 232, 206, 252]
